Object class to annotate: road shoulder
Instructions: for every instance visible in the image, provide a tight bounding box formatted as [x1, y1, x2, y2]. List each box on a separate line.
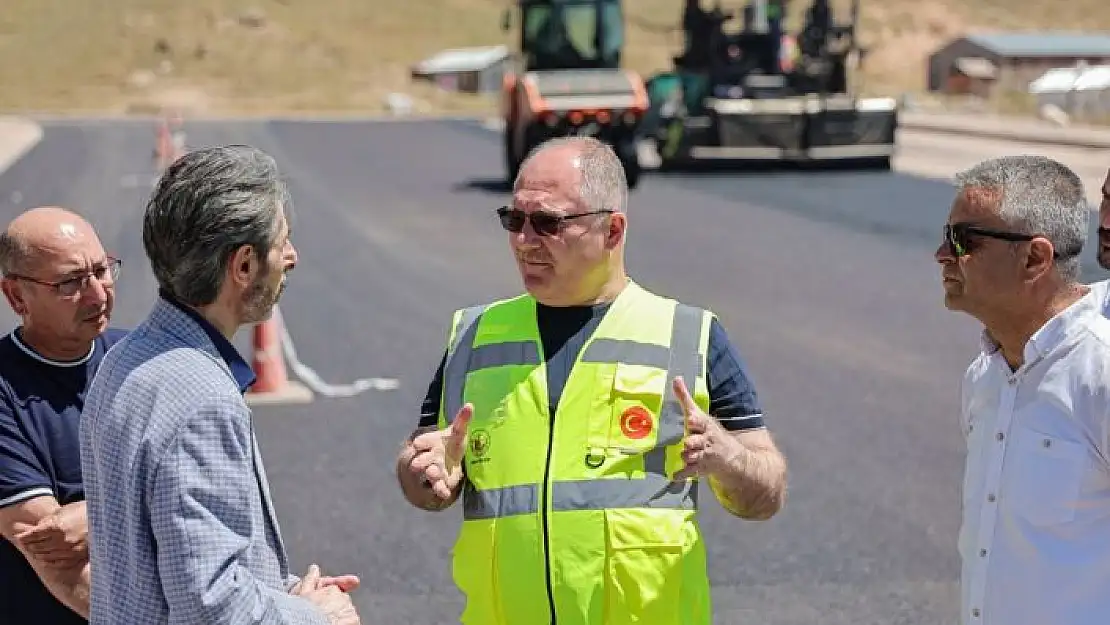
[900, 111, 1110, 150]
[0, 116, 44, 176]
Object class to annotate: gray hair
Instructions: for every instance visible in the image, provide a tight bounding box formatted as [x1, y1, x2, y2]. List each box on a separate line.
[517, 136, 629, 214]
[0, 232, 29, 275]
[143, 145, 290, 306]
[953, 155, 1088, 282]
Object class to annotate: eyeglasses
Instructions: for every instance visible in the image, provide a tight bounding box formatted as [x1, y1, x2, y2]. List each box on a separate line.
[6, 256, 121, 297]
[496, 206, 613, 237]
[943, 223, 1048, 258]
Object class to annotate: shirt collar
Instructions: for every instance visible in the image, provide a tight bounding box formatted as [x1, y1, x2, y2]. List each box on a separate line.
[10, 328, 97, 367]
[158, 289, 256, 393]
[979, 285, 1101, 368]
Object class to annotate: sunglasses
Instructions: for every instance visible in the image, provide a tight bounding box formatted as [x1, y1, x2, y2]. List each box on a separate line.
[496, 206, 614, 236]
[943, 222, 1047, 257]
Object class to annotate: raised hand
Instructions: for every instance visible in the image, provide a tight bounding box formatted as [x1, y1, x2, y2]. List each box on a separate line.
[407, 403, 474, 499]
[672, 376, 740, 481]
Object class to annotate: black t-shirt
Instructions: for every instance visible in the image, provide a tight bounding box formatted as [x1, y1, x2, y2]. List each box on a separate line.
[419, 303, 764, 430]
[0, 327, 128, 625]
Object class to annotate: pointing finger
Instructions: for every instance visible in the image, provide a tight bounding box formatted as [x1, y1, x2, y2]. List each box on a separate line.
[673, 377, 709, 434]
[450, 403, 474, 438]
[446, 403, 474, 457]
[672, 377, 699, 416]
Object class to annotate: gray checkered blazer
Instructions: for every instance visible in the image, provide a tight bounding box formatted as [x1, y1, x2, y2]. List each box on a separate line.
[79, 298, 326, 624]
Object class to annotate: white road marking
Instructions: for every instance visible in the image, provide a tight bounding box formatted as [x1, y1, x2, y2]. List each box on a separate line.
[273, 305, 400, 398]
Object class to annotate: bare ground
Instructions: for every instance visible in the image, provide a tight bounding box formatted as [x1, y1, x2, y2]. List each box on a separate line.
[1, 0, 1108, 117]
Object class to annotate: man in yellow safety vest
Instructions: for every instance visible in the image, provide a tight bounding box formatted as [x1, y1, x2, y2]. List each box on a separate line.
[395, 136, 788, 625]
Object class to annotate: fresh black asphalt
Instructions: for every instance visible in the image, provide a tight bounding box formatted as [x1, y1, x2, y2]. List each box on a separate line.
[1, 117, 1107, 625]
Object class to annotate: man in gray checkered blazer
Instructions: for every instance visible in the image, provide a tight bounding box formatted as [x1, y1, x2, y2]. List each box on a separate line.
[79, 146, 361, 625]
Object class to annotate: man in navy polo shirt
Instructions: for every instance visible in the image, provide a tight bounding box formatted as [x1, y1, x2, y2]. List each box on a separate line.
[0, 206, 127, 624]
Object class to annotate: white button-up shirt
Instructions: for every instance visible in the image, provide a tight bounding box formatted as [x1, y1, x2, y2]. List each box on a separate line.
[959, 283, 1110, 625]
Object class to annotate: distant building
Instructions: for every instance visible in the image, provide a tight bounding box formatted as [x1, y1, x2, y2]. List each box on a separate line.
[411, 45, 512, 94]
[1029, 64, 1110, 119]
[927, 32, 1110, 96]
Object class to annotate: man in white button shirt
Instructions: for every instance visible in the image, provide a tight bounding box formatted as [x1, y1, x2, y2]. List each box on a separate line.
[1090, 166, 1110, 306]
[937, 155, 1110, 625]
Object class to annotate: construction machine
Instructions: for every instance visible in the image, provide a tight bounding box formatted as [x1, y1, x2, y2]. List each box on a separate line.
[500, 0, 649, 188]
[642, 0, 898, 170]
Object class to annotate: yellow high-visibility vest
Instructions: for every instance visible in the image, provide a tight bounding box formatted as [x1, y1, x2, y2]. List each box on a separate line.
[437, 280, 715, 625]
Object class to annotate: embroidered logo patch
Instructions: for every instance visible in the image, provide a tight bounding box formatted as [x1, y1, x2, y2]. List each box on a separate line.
[619, 406, 653, 440]
[469, 429, 491, 458]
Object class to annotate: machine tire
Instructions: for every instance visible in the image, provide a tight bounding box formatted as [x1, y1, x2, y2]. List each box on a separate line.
[657, 148, 682, 173]
[623, 155, 642, 189]
[503, 128, 520, 185]
[615, 140, 641, 189]
[866, 156, 892, 171]
[503, 122, 523, 185]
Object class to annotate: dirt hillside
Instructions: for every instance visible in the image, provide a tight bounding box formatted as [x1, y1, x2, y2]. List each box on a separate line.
[1, 0, 1108, 116]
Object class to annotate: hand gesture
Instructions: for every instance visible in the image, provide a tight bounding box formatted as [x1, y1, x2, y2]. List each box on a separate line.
[672, 376, 740, 481]
[294, 564, 361, 625]
[16, 502, 88, 569]
[291, 564, 361, 594]
[319, 574, 360, 593]
[407, 403, 474, 499]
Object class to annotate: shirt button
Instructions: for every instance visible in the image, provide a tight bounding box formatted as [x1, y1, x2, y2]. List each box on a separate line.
[972, 608, 981, 618]
[987, 493, 996, 502]
[996, 432, 1004, 441]
[979, 548, 987, 557]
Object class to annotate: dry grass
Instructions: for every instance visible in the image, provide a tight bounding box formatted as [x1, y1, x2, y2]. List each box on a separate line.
[0, 0, 1109, 117]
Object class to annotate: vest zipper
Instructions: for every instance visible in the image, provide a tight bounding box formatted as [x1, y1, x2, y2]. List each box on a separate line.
[541, 407, 558, 625]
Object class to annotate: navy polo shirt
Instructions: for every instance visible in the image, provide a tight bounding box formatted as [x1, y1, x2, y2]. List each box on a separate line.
[159, 290, 256, 393]
[419, 302, 765, 430]
[0, 327, 128, 625]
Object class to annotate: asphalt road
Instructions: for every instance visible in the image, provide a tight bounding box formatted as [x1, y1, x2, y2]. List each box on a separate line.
[1, 118, 1108, 625]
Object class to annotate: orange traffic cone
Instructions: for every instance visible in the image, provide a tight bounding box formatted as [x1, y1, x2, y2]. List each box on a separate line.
[154, 118, 172, 169]
[245, 313, 313, 406]
[167, 111, 187, 161]
[153, 111, 187, 170]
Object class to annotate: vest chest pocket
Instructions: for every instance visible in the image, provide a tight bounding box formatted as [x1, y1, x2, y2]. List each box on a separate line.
[464, 362, 540, 432]
[604, 508, 689, 624]
[602, 364, 668, 457]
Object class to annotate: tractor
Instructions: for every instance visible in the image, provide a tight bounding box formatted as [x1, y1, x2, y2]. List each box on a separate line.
[642, 0, 899, 171]
[500, 0, 648, 188]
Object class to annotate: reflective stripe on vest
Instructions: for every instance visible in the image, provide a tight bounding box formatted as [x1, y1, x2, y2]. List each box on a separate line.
[442, 301, 705, 520]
